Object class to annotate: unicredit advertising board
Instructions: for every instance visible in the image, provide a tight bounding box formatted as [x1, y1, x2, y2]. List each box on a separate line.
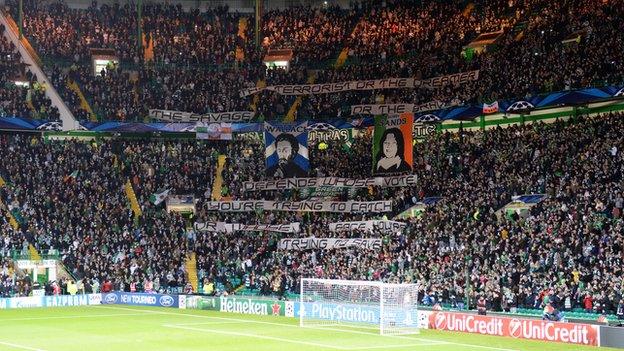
[429, 311, 600, 346]
[101, 292, 179, 308]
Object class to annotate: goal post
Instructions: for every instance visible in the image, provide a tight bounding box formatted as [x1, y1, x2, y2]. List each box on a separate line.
[299, 278, 420, 335]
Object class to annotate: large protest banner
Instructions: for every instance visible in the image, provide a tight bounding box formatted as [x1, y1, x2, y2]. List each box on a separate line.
[242, 175, 417, 191]
[372, 113, 413, 175]
[149, 109, 254, 123]
[193, 222, 300, 233]
[328, 220, 407, 233]
[278, 238, 383, 251]
[265, 122, 309, 178]
[204, 201, 392, 213]
[240, 71, 479, 97]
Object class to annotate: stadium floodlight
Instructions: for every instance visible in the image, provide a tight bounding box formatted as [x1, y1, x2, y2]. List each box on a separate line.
[300, 278, 419, 336]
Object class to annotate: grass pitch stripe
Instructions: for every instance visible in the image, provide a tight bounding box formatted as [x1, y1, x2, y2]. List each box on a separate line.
[98, 306, 520, 351]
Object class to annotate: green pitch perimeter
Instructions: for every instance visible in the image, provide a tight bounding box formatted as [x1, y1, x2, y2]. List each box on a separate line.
[0, 305, 617, 351]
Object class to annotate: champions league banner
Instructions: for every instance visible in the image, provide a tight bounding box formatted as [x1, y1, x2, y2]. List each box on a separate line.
[242, 175, 417, 191]
[328, 220, 407, 233]
[204, 201, 392, 213]
[193, 222, 300, 233]
[278, 238, 383, 251]
[372, 113, 414, 176]
[265, 122, 309, 178]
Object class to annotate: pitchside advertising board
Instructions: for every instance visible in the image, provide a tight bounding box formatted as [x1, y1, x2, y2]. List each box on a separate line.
[429, 311, 600, 346]
[101, 292, 182, 308]
[196, 296, 295, 317]
[186, 297, 611, 347]
[0, 294, 102, 309]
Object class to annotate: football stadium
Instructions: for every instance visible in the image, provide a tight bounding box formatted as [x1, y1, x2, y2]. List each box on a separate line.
[0, 0, 623, 350]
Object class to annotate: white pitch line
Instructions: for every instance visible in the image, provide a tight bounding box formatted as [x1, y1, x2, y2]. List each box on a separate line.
[165, 321, 251, 326]
[0, 313, 154, 322]
[165, 324, 351, 350]
[347, 343, 447, 350]
[96, 306, 521, 351]
[0, 341, 48, 351]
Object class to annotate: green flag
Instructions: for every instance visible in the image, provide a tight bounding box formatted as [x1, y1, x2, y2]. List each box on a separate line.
[150, 189, 170, 205]
[342, 129, 353, 153]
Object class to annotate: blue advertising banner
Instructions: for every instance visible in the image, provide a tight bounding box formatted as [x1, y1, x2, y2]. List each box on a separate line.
[101, 292, 179, 308]
[294, 301, 418, 327]
[0, 294, 101, 309]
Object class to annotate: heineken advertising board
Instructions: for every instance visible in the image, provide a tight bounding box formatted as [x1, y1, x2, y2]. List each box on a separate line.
[197, 296, 294, 317]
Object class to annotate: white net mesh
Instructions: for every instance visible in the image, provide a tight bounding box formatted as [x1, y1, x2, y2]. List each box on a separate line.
[300, 278, 419, 335]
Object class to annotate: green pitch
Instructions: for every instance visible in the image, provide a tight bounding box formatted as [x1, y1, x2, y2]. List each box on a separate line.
[0, 305, 617, 351]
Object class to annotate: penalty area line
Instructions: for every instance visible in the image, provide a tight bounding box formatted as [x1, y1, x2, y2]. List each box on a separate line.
[0, 341, 48, 351]
[163, 324, 351, 350]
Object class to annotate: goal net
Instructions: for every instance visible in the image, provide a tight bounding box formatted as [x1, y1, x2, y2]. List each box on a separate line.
[300, 278, 419, 335]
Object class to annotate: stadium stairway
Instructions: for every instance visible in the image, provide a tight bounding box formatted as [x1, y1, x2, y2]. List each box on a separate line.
[0, 12, 79, 129]
[142, 34, 154, 62]
[463, 3, 475, 17]
[211, 155, 227, 201]
[0, 177, 19, 231]
[67, 80, 98, 121]
[124, 180, 142, 220]
[185, 252, 198, 293]
[236, 17, 248, 62]
[28, 244, 41, 261]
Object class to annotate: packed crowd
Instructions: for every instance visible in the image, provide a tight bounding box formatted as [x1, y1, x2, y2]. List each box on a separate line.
[0, 111, 622, 315]
[190, 112, 624, 315]
[0, 25, 59, 120]
[3, 0, 621, 122]
[0, 0, 622, 319]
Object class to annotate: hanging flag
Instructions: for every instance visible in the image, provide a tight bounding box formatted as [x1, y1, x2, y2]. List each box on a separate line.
[482, 101, 499, 114]
[264, 122, 309, 178]
[196, 123, 233, 140]
[372, 113, 413, 175]
[150, 189, 171, 205]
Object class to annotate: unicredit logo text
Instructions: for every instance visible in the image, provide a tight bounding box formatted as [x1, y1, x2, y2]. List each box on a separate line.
[429, 312, 598, 346]
[432, 312, 504, 335]
[507, 319, 593, 345]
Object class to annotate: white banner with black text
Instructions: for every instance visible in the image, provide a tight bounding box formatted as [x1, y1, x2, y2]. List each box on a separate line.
[278, 238, 383, 251]
[240, 71, 479, 97]
[243, 175, 417, 191]
[149, 109, 254, 123]
[204, 201, 392, 213]
[328, 220, 407, 233]
[193, 222, 300, 233]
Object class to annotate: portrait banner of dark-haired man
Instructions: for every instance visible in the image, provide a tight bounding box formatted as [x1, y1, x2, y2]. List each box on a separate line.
[372, 113, 414, 176]
[264, 122, 309, 178]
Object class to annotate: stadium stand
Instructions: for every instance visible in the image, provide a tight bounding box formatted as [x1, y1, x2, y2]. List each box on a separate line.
[0, 0, 622, 326]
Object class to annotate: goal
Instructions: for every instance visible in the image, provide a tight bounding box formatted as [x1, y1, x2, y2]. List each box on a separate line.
[299, 278, 420, 335]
